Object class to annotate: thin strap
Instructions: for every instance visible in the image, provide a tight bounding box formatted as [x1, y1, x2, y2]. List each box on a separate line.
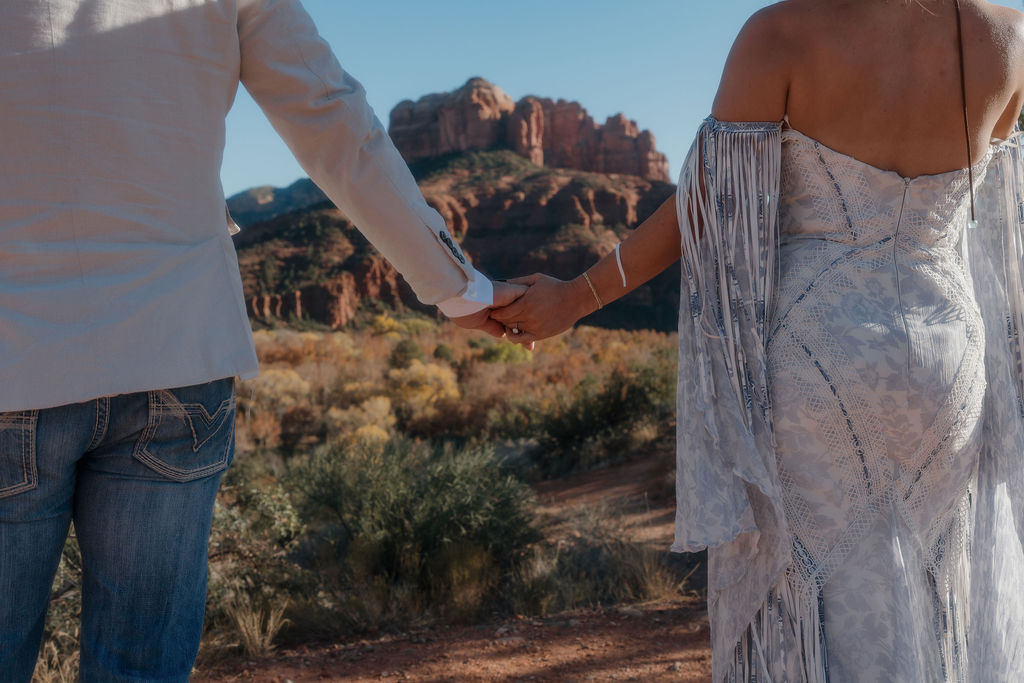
[953, 0, 976, 222]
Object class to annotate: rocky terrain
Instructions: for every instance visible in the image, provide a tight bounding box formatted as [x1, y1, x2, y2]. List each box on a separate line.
[228, 78, 680, 332]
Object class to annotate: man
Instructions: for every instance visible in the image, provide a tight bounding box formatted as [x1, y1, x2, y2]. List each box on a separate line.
[0, 1, 516, 680]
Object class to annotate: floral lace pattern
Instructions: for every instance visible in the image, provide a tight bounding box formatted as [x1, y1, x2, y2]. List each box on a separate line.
[762, 129, 986, 680]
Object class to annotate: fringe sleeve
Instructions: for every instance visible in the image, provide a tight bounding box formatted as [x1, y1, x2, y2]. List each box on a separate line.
[671, 117, 790, 678]
[962, 132, 1024, 680]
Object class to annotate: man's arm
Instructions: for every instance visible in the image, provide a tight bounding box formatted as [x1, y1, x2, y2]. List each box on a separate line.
[236, 0, 497, 323]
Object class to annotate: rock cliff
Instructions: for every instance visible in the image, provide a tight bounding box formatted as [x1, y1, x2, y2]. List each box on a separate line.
[389, 78, 671, 182]
[230, 149, 678, 332]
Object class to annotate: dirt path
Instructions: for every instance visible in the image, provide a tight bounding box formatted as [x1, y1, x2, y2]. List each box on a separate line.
[533, 451, 676, 546]
[193, 600, 710, 682]
[195, 455, 712, 682]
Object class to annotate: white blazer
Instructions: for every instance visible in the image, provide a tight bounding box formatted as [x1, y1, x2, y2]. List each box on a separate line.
[0, 0, 490, 411]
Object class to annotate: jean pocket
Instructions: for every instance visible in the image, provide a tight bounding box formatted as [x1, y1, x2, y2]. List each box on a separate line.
[0, 411, 39, 499]
[133, 378, 236, 482]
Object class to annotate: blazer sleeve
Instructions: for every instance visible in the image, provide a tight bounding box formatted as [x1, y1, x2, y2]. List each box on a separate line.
[961, 133, 1024, 678]
[235, 0, 491, 315]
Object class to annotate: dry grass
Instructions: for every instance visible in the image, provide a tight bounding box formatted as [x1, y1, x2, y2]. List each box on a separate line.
[31, 632, 79, 683]
[225, 597, 290, 658]
[509, 502, 690, 617]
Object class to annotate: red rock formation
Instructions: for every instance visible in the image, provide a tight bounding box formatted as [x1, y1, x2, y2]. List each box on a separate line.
[538, 99, 597, 172]
[352, 254, 404, 306]
[247, 268, 400, 330]
[301, 273, 361, 329]
[390, 77, 514, 161]
[507, 98, 545, 166]
[389, 79, 670, 182]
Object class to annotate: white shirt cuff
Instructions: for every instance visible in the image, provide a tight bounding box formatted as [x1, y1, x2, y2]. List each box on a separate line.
[436, 269, 493, 318]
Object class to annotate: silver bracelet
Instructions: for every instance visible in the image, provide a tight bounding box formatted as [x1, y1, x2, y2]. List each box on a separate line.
[614, 243, 627, 288]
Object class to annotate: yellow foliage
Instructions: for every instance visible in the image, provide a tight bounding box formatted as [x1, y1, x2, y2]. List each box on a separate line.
[253, 329, 355, 364]
[371, 314, 401, 336]
[323, 396, 396, 441]
[248, 409, 283, 449]
[339, 380, 383, 404]
[240, 368, 312, 414]
[352, 424, 392, 444]
[386, 360, 460, 421]
[592, 340, 629, 365]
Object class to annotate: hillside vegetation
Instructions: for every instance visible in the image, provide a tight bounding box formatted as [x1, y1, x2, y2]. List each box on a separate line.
[229, 147, 680, 334]
[32, 320, 690, 681]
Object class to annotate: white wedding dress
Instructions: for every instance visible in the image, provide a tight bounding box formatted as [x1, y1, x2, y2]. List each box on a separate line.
[672, 119, 1024, 682]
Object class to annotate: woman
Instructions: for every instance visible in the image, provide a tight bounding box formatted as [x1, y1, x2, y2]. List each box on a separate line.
[492, 1, 1024, 680]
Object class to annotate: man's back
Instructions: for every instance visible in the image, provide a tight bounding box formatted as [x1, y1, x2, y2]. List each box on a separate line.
[0, 0, 255, 412]
[0, 0, 483, 412]
[2, 1, 239, 245]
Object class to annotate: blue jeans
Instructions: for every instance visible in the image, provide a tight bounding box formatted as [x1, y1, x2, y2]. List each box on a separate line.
[0, 378, 236, 682]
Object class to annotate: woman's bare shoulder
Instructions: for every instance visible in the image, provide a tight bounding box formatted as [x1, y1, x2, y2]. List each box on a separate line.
[980, 3, 1024, 56]
[977, 2, 1024, 130]
[710, 2, 813, 123]
[985, 1, 1024, 30]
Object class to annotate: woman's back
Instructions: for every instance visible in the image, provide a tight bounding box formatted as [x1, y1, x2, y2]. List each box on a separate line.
[768, 123, 987, 680]
[714, 0, 1024, 177]
[705, 2, 1024, 680]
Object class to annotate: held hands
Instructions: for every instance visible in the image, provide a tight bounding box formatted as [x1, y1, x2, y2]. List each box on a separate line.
[450, 274, 594, 345]
[449, 281, 529, 337]
[489, 273, 596, 345]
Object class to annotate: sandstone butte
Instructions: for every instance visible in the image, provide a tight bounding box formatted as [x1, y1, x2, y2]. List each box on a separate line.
[388, 77, 671, 183]
[230, 78, 679, 332]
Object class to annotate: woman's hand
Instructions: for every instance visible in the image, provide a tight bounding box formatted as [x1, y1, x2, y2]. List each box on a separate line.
[489, 273, 597, 345]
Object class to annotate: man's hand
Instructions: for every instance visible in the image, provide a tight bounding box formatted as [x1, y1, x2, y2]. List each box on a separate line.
[450, 281, 528, 337]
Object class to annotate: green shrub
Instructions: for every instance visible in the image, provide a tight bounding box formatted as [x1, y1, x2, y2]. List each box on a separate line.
[202, 475, 310, 658]
[288, 438, 541, 623]
[532, 362, 675, 476]
[389, 338, 424, 369]
[432, 343, 455, 363]
[480, 341, 532, 364]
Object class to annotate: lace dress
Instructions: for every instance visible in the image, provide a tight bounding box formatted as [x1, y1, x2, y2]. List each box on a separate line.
[672, 119, 1024, 682]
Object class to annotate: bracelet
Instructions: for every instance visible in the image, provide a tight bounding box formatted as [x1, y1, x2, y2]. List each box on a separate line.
[582, 271, 603, 309]
[614, 243, 627, 288]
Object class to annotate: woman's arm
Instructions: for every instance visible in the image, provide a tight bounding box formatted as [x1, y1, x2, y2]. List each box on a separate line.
[489, 196, 680, 343]
[490, 6, 792, 343]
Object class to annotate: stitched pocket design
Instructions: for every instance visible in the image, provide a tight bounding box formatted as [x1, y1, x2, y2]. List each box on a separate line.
[133, 380, 235, 482]
[0, 411, 39, 499]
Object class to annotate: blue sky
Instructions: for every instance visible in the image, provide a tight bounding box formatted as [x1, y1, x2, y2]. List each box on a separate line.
[221, 0, 1021, 196]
